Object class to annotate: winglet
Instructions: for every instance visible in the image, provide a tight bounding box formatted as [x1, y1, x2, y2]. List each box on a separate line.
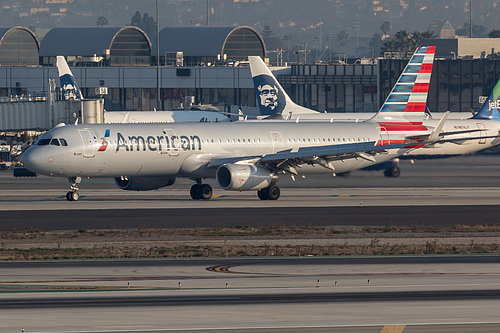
[56, 56, 84, 100]
[427, 111, 449, 142]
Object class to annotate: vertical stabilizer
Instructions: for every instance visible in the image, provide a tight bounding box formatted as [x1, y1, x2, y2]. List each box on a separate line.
[249, 56, 317, 116]
[56, 56, 84, 100]
[472, 78, 500, 120]
[369, 46, 435, 123]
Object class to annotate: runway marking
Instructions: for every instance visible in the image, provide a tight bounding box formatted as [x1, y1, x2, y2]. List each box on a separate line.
[380, 325, 406, 333]
[206, 264, 286, 276]
[331, 194, 358, 197]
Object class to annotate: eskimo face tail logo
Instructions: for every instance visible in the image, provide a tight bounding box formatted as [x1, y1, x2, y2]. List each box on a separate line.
[253, 74, 286, 115]
[60, 74, 81, 100]
[98, 129, 110, 152]
[258, 84, 279, 110]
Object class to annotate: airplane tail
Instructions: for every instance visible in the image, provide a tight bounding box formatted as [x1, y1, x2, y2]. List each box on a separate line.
[248, 56, 316, 116]
[56, 56, 84, 100]
[472, 78, 500, 120]
[369, 46, 436, 123]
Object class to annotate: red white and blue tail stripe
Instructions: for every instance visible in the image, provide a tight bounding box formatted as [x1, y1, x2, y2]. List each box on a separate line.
[370, 46, 436, 147]
[371, 46, 435, 123]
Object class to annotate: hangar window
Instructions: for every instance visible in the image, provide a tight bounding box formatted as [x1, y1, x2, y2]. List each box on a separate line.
[222, 27, 265, 61]
[0, 28, 39, 66]
[110, 27, 150, 66]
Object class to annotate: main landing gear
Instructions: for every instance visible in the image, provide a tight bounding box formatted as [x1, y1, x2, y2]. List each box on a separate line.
[257, 185, 280, 200]
[190, 179, 213, 200]
[66, 176, 81, 201]
[383, 165, 401, 178]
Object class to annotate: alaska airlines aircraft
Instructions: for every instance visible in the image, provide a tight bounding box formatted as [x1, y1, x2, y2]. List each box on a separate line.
[249, 55, 500, 177]
[24, 47, 442, 201]
[56, 56, 230, 124]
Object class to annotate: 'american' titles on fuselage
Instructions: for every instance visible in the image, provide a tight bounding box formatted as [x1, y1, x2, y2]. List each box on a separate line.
[115, 131, 201, 152]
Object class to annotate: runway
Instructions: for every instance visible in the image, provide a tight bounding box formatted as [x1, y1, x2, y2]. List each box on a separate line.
[2, 155, 500, 332]
[1, 155, 500, 230]
[1, 256, 500, 332]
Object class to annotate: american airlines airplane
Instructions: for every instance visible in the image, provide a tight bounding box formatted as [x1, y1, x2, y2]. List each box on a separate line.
[23, 46, 448, 201]
[249, 55, 500, 177]
[56, 56, 230, 124]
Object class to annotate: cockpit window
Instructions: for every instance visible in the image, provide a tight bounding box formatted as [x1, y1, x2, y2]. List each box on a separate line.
[50, 139, 60, 146]
[37, 138, 51, 145]
[59, 138, 68, 146]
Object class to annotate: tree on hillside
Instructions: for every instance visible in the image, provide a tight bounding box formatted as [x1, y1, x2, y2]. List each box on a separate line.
[130, 11, 156, 38]
[96, 16, 109, 26]
[380, 21, 391, 37]
[369, 33, 382, 57]
[381, 30, 436, 54]
[337, 30, 349, 47]
[489, 29, 500, 38]
[131, 11, 142, 26]
[261, 24, 282, 51]
[456, 23, 487, 38]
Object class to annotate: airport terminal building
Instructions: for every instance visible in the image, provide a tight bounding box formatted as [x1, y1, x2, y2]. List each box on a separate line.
[1, 25, 500, 123]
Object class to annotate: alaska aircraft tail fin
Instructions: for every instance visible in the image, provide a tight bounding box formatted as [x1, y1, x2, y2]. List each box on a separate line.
[472, 78, 500, 120]
[369, 46, 435, 123]
[248, 56, 317, 116]
[56, 56, 84, 100]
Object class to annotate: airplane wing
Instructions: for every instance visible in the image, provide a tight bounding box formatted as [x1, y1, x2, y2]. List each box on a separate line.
[207, 140, 416, 174]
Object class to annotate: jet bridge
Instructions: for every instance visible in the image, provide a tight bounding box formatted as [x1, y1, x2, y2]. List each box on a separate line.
[0, 98, 104, 131]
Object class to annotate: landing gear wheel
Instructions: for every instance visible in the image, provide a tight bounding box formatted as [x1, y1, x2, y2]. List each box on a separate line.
[267, 185, 280, 200]
[258, 188, 269, 200]
[66, 176, 82, 201]
[190, 184, 202, 200]
[384, 166, 401, 178]
[66, 191, 79, 201]
[258, 186, 280, 200]
[199, 184, 213, 200]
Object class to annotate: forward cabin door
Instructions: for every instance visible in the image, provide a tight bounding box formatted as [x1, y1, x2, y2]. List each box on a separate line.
[78, 129, 95, 158]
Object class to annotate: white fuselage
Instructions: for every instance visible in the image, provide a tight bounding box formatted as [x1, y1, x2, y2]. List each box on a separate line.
[22, 121, 426, 181]
[256, 112, 500, 157]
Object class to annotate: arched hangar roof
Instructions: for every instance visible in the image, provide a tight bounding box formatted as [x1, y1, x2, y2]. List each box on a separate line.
[155, 26, 266, 61]
[39, 26, 151, 65]
[0, 26, 40, 66]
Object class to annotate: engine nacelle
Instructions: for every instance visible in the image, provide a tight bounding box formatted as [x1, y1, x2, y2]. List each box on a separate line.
[216, 164, 276, 191]
[115, 176, 175, 191]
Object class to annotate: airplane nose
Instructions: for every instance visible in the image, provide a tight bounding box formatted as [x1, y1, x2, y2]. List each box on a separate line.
[21, 146, 41, 173]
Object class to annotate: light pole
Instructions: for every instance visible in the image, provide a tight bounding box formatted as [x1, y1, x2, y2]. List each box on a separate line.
[283, 34, 291, 62]
[326, 35, 334, 63]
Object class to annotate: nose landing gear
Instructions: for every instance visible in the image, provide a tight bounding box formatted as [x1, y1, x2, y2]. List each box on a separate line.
[66, 176, 81, 201]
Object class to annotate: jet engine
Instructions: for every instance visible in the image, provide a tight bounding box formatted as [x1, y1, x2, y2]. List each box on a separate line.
[216, 164, 276, 191]
[115, 176, 176, 191]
